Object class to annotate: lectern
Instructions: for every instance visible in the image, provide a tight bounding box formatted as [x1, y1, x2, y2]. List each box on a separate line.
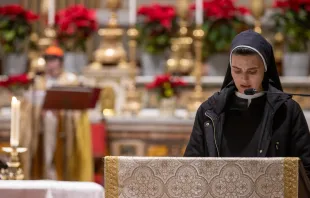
[43, 86, 100, 110]
[42, 86, 100, 180]
[104, 156, 310, 198]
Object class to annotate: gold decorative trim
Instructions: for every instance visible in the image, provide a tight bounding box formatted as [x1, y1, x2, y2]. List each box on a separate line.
[284, 157, 299, 198]
[104, 156, 119, 198]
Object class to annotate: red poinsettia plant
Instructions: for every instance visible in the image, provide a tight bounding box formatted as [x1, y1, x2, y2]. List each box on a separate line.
[0, 73, 33, 95]
[137, 4, 177, 54]
[191, 0, 250, 57]
[55, 4, 98, 52]
[272, 0, 310, 52]
[0, 4, 39, 53]
[146, 74, 186, 99]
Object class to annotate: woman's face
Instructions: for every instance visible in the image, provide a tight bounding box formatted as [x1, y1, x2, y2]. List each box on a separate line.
[231, 54, 265, 94]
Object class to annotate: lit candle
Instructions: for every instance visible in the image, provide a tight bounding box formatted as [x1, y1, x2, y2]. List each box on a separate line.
[196, 0, 203, 25]
[48, 0, 55, 26]
[129, 0, 136, 25]
[10, 97, 20, 147]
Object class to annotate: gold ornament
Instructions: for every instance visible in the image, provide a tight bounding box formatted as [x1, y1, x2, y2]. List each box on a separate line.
[92, 0, 127, 68]
[0, 146, 27, 180]
[166, 0, 194, 75]
[251, 0, 265, 34]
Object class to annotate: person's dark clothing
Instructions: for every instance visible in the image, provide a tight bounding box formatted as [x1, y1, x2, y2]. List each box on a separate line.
[221, 94, 266, 157]
[184, 82, 310, 178]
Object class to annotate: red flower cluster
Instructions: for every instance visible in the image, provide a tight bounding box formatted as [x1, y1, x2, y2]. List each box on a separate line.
[0, 74, 33, 88]
[55, 4, 98, 36]
[137, 4, 176, 29]
[146, 74, 186, 98]
[191, 0, 249, 20]
[273, 0, 310, 12]
[0, 4, 38, 22]
[146, 74, 186, 89]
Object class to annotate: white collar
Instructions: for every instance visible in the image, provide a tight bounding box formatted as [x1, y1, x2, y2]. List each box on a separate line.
[235, 91, 265, 107]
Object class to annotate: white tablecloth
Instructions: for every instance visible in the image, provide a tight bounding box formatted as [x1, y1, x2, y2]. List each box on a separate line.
[0, 180, 104, 198]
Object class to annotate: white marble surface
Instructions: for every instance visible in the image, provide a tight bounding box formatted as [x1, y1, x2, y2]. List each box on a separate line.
[0, 180, 104, 198]
[136, 76, 310, 87]
[104, 109, 310, 128]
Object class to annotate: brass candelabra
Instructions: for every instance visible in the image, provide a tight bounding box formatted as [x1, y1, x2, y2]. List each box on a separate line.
[122, 27, 141, 116]
[92, 0, 127, 68]
[187, 26, 205, 115]
[0, 146, 27, 180]
[251, 0, 265, 34]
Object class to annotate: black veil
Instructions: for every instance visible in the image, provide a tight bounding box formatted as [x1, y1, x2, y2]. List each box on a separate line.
[221, 30, 283, 91]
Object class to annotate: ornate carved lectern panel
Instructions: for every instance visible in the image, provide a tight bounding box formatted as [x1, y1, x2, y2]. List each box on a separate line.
[104, 157, 310, 198]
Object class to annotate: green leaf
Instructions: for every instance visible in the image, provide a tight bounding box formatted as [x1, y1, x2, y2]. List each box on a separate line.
[0, 20, 9, 29]
[298, 9, 307, 21]
[215, 39, 227, 51]
[17, 26, 26, 36]
[230, 29, 237, 39]
[3, 30, 15, 41]
[285, 11, 295, 22]
[209, 30, 218, 42]
[306, 31, 310, 39]
[219, 24, 229, 36]
[202, 22, 210, 32]
[146, 45, 156, 54]
[156, 35, 168, 45]
[3, 44, 13, 53]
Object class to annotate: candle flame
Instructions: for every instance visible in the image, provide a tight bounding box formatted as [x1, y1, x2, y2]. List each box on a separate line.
[12, 96, 17, 102]
[11, 97, 20, 105]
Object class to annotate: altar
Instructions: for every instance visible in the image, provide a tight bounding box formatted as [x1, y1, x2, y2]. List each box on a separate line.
[105, 110, 193, 157]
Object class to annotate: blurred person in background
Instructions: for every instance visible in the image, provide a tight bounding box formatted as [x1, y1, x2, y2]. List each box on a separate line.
[31, 45, 93, 181]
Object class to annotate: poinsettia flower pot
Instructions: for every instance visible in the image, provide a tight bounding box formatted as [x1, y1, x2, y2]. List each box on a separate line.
[3, 53, 27, 75]
[159, 97, 177, 117]
[283, 52, 310, 76]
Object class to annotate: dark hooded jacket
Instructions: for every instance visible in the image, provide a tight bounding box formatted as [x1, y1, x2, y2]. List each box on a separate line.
[184, 30, 310, 177]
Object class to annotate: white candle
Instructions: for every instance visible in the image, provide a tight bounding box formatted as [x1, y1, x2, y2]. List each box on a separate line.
[129, 0, 136, 25]
[196, 0, 203, 25]
[48, 0, 55, 26]
[10, 97, 20, 147]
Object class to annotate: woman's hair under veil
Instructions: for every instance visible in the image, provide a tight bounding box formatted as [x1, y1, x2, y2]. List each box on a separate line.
[221, 30, 283, 92]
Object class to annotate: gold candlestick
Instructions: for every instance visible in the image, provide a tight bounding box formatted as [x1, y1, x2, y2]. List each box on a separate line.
[29, 25, 56, 75]
[166, 0, 194, 75]
[251, 0, 265, 34]
[0, 146, 27, 180]
[187, 26, 205, 114]
[127, 28, 139, 82]
[38, 26, 56, 48]
[122, 27, 141, 116]
[274, 32, 284, 75]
